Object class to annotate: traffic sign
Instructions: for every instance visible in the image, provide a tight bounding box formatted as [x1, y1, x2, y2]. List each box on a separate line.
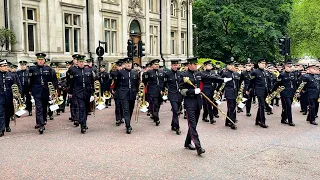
[96, 46, 105, 57]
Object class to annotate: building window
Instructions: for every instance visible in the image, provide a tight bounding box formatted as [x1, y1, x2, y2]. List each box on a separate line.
[181, 2, 187, 18]
[170, 0, 177, 17]
[22, 7, 37, 52]
[149, 0, 153, 11]
[150, 25, 158, 56]
[181, 32, 186, 55]
[64, 13, 81, 53]
[104, 18, 117, 54]
[171, 31, 175, 54]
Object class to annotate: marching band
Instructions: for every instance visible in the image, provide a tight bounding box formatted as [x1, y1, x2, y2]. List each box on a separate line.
[0, 54, 319, 156]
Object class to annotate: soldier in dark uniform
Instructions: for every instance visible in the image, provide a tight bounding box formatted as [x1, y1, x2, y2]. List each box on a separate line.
[180, 62, 189, 119]
[68, 55, 94, 133]
[201, 60, 218, 124]
[142, 63, 152, 117]
[142, 59, 165, 126]
[29, 53, 58, 134]
[272, 60, 296, 126]
[67, 54, 80, 123]
[241, 60, 253, 117]
[302, 65, 319, 125]
[111, 59, 124, 125]
[113, 58, 139, 134]
[17, 60, 32, 116]
[179, 57, 230, 155]
[247, 58, 269, 128]
[0, 59, 22, 136]
[164, 59, 183, 135]
[299, 68, 308, 115]
[221, 58, 238, 129]
[65, 61, 72, 107]
[98, 64, 111, 108]
[265, 65, 274, 115]
[57, 72, 68, 114]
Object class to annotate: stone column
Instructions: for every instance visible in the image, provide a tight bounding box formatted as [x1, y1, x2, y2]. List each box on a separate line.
[177, 1, 182, 56]
[188, 2, 193, 56]
[122, 0, 128, 57]
[165, 0, 171, 58]
[9, 0, 23, 52]
[145, 0, 150, 62]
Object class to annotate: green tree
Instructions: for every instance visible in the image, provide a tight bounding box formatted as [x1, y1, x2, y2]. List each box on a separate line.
[288, 0, 320, 58]
[193, 0, 292, 63]
[0, 27, 17, 58]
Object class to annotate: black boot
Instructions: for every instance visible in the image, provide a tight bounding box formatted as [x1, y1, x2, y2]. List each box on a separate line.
[0, 130, 4, 137]
[210, 119, 216, 124]
[246, 113, 251, 117]
[39, 126, 44, 134]
[202, 118, 209, 122]
[197, 148, 205, 156]
[5, 127, 11, 132]
[126, 127, 132, 134]
[29, 111, 32, 116]
[81, 126, 86, 134]
[116, 120, 121, 126]
[49, 115, 54, 120]
[176, 128, 181, 135]
[74, 121, 79, 127]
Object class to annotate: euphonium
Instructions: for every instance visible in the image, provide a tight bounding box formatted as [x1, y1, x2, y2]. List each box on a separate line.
[137, 83, 149, 112]
[162, 87, 168, 100]
[293, 81, 307, 104]
[48, 82, 63, 105]
[94, 80, 105, 105]
[236, 82, 244, 105]
[266, 86, 285, 104]
[103, 91, 112, 99]
[213, 82, 225, 101]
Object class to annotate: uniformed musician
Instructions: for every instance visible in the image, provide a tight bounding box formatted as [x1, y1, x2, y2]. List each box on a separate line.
[68, 55, 94, 133]
[113, 58, 139, 134]
[142, 59, 165, 126]
[111, 59, 124, 125]
[164, 59, 183, 135]
[17, 60, 32, 116]
[247, 58, 269, 128]
[28, 53, 58, 134]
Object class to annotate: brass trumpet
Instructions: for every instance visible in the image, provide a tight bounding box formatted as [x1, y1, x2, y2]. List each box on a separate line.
[48, 82, 63, 106]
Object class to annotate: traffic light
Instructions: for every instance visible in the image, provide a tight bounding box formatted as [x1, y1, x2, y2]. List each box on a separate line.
[285, 38, 290, 55]
[279, 38, 286, 55]
[138, 40, 145, 57]
[132, 44, 138, 57]
[127, 39, 133, 57]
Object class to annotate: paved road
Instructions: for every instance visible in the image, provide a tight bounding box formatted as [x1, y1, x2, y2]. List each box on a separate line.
[0, 101, 319, 179]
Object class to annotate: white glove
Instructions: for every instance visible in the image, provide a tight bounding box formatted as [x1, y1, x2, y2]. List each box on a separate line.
[224, 78, 232, 83]
[195, 88, 201, 94]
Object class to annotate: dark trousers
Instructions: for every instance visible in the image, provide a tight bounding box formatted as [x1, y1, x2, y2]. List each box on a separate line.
[77, 96, 89, 127]
[300, 92, 308, 112]
[5, 102, 14, 128]
[185, 106, 201, 148]
[256, 95, 266, 125]
[226, 99, 236, 124]
[121, 100, 135, 128]
[22, 90, 32, 112]
[0, 93, 5, 131]
[307, 98, 317, 122]
[71, 95, 79, 121]
[170, 101, 182, 129]
[245, 92, 253, 114]
[281, 97, 293, 123]
[34, 97, 49, 127]
[315, 101, 319, 116]
[150, 97, 161, 122]
[202, 97, 214, 121]
[271, 97, 279, 106]
[58, 91, 67, 112]
[114, 99, 123, 121]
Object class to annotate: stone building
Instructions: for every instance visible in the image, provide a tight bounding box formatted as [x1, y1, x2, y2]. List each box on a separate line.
[0, 0, 194, 67]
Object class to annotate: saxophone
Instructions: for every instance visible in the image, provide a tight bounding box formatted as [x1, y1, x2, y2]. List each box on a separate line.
[236, 82, 244, 105]
[213, 82, 225, 101]
[266, 86, 285, 104]
[293, 81, 307, 104]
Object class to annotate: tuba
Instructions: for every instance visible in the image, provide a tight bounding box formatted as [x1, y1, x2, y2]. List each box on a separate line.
[103, 91, 112, 99]
[266, 86, 285, 105]
[48, 82, 63, 106]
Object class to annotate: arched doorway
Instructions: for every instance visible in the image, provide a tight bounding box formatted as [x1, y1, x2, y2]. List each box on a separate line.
[129, 20, 142, 65]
